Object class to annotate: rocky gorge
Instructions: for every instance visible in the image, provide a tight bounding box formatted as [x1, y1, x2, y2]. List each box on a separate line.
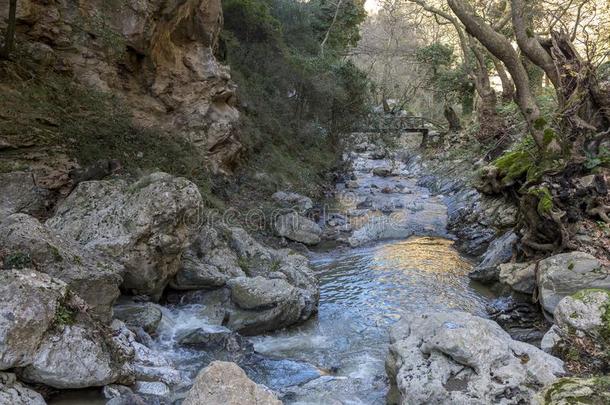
[1, 0, 609, 404]
[0, 128, 607, 404]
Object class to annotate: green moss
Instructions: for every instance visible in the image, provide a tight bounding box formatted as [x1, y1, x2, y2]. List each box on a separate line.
[3, 252, 32, 269]
[54, 302, 76, 327]
[543, 128, 556, 145]
[528, 186, 554, 215]
[493, 149, 535, 184]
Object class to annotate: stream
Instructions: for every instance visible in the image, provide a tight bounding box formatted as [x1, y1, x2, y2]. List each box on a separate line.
[51, 139, 493, 404]
[156, 142, 492, 404]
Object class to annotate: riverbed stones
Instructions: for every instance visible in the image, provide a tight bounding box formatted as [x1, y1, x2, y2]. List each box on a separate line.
[537, 252, 610, 316]
[372, 166, 393, 177]
[274, 212, 322, 245]
[386, 311, 564, 404]
[0, 372, 45, 405]
[113, 302, 163, 335]
[0, 213, 123, 322]
[46, 172, 203, 299]
[171, 225, 319, 334]
[498, 262, 537, 294]
[469, 231, 517, 283]
[183, 361, 281, 405]
[272, 191, 313, 214]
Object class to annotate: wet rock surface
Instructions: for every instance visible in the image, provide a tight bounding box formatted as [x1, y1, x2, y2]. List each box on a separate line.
[386, 311, 564, 404]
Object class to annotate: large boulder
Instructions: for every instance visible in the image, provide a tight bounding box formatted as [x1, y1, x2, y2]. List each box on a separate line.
[171, 225, 319, 334]
[0, 269, 132, 388]
[0, 372, 45, 405]
[535, 376, 610, 405]
[0, 270, 70, 370]
[274, 212, 322, 245]
[47, 172, 203, 299]
[18, 324, 132, 389]
[0, 213, 123, 321]
[537, 252, 610, 316]
[271, 191, 313, 214]
[183, 361, 281, 405]
[541, 289, 610, 366]
[170, 224, 245, 290]
[0, 171, 50, 222]
[386, 311, 564, 404]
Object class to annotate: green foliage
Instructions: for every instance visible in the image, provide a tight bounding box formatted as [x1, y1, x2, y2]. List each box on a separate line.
[310, 0, 366, 53]
[415, 43, 473, 105]
[528, 186, 554, 215]
[54, 302, 76, 327]
[0, 70, 220, 208]
[221, 0, 370, 194]
[584, 147, 610, 170]
[3, 252, 32, 269]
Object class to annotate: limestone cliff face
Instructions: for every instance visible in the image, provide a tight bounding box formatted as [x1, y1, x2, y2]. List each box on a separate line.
[0, 0, 241, 173]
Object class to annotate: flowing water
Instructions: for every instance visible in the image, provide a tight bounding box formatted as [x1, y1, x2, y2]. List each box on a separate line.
[50, 142, 493, 404]
[155, 144, 492, 404]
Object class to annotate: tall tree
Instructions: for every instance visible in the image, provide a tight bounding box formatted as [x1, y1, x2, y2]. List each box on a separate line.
[0, 0, 17, 59]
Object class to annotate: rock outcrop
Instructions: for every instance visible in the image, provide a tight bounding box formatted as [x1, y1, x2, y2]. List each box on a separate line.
[0, 213, 123, 321]
[47, 172, 202, 299]
[0, 172, 51, 222]
[274, 212, 322, 245]
[0, 269, 132, 389]
[386, 311, 564, 404]
[537, 252, 610, 316]
[171, 224, 319, 334]
[0, 0, 242, 173]
[470, 231, 517, 283]
[498, 261, 537, 294]
[183, 361, 281, 405]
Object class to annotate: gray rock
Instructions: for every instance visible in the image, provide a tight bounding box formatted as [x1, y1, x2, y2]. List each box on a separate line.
[113, 302, 163, 335]
[386, 311, 564, 404]
[271, 191, 313, 214]
[0, 269, 69, 369]
[540, 325, 561, 354]
[498, 262, 537, 294]
[47, 172, 203, 299]
[535, 376, 610, 405]
[554, 289, 610, 346]
[274, 212, 322, 245]
[0, 172, 50, 222]
[171, 225, 319, 334]
[228, 276, 299, 310]
[170, 225, 245, 290]
[372, 167, 393, 177]
[0, 214, 123, 322]
[537, 252, 610, 316]
[345, 180, 359, 189]
[176, 325, 252, 354]
[18, 323, 132, 389]
[183, 361, 281, 405]
[470, 231, 517, 283]
[132, 381, 169, 397]
[0, 372, 45, 405]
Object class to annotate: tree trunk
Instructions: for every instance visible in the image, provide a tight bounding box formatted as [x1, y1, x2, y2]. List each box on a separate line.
[446, 0, 553, 152]
[492, 57, 515, 102]
[0, 0, 17, 59]
[444, 104, 461, 131]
